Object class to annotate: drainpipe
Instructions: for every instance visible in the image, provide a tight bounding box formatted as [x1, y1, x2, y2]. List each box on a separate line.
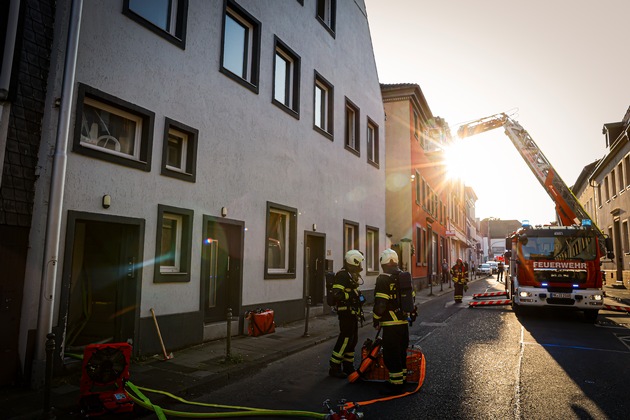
[33, 0, 83, 386]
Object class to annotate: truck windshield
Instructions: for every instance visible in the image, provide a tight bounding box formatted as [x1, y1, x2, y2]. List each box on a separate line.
[521, 235, 597, 261]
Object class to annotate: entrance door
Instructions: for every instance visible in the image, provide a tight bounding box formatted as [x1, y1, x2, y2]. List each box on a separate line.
[202, 216, 243, 322]
[305, 232, 326, 305]
[62, 214, 141, 350]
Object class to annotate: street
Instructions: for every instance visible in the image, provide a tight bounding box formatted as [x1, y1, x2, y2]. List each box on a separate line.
[154, 276, 630, 419]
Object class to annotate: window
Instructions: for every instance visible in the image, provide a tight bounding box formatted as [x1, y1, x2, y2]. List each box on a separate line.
[316, 0, 336, 35]
[625, 155, 630, 186]
[618, 163, 624, 193]
[597, 184, 602, 207]
[605, 176, 610, 201]
[611, 169, 617, 197]
[221, 1, 261, 92]
[367, 118, 379, 167]
[74, 84, 154, 171]
[366, 226, 379, 274]
[155, 205, 193, 283]
[623, 220, 630, 253]
[123, 0, 188, 48]
[344, 220, 359, 253]
[273, 37, 301, 117]
[314, 71, 334, 138]
[415, 171, 421, 205]
[416, 226, 422, 265]
[413, 110, 419, 139]
[161, 118, 198, 182]
[265, 202, 297, 278]
[344, 98, 360, 155]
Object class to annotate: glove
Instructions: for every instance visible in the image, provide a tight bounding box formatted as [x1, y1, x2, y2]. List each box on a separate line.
[373, 319, 380, 329]
[464, 285, 469, 292]
[408, 307, 418, 326]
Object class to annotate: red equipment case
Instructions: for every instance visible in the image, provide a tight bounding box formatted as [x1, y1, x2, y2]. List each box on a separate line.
[246, 309, 276, 337]
[360, 347, 424, 383]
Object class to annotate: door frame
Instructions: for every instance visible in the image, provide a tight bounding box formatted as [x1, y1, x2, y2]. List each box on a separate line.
[200, 215, 244, 323]
[304, 231, 326, 305]
[59, 211, 145, 355]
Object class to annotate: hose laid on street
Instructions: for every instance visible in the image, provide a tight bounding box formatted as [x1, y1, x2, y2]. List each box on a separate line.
[125, 381, 327, 419]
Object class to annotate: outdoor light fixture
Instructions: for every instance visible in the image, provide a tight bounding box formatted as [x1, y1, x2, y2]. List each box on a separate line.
[221, 207, 227, 217]
[102, 194, 111, 209]
[312, 224, 317, 231]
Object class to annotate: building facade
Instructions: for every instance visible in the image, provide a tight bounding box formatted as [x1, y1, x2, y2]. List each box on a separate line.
[4, 0, 386, 385]
[587, 107, 630, 289]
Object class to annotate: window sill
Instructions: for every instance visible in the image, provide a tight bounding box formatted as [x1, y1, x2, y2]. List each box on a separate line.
[272, 99, 300, 120]
[344, 145, 360, 157]
[313, 125, 333, 141]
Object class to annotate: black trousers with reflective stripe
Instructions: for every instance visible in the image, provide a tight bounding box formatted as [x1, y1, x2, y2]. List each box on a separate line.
[382, 323, 409, 384]
[330, 311, 358, 365]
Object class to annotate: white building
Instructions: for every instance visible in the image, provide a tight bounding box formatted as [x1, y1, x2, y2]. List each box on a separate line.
[15, 0, 385, 384]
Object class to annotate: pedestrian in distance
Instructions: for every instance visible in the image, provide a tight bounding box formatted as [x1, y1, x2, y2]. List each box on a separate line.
[373, 249, 418, 394]
[328, 250, 366, 378]
[450, 258, 468, 303]
[497, 261, 505, 282]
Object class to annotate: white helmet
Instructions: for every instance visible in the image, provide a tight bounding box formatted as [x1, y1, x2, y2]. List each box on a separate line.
[380, 249, 399, 265]
[344, 250, 365, 267]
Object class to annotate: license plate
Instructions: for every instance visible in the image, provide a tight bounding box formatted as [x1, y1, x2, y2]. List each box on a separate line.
[551, 293, 572, 299]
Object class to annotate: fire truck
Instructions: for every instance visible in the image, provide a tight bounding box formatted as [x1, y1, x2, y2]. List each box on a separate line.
[458, 112, 614, 322]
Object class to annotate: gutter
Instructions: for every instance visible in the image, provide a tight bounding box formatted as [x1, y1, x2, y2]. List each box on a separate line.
[33, 0, 83, 384]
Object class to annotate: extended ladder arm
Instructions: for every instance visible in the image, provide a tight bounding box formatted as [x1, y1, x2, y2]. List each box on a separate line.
[457, 113, 609, 254]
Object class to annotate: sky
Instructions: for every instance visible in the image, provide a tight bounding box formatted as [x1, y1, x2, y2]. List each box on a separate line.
[364, 0, 630, 225]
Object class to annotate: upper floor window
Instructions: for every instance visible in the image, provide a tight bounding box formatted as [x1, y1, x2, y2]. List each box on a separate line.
[625, 155, 630, 187]
[345, 98, 360, 155]
[413, 110, 419, 139]
[123, 0, 188, 48]
[155, 204, 193, 283]
[367, 118, 379, 167]
[314, 71, 334, 138]
[74, 84, 154, 171]
[316, 0, 336, 36]
[344, 220, 359, 253]
[161, 118, 198, 182]
[273, 37, 301, 117]
[265, 202, 297, 279]
[221, 1, 261, 93]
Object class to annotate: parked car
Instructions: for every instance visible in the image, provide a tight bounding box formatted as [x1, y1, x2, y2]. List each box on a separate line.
[478, 263, 492, 275]
[487, 261, 499, 274]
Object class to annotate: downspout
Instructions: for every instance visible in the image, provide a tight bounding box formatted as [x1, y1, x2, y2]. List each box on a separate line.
[33, 0, 83, 384]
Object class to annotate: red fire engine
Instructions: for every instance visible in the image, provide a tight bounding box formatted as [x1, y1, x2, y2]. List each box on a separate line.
[458, 112, 614, 322]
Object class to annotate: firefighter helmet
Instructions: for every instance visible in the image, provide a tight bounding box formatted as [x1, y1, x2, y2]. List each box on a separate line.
[380, 249, 399, 265]
[344, 250, 364, 267]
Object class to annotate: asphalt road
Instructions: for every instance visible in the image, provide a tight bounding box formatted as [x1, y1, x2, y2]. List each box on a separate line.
[157, 276, 630, 419]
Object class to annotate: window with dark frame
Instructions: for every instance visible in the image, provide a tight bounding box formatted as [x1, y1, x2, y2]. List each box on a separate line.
[265, 202, 297, 279]
[314, 71, 334, 138]
[367, 118, 379, 167]
[161, 118, 198, 182]
[273, 37, 301, 117]
[366, 226, 379, 274]
[123, 0, 188, 48]
[73, 83, 154, 172]
[344, 98, 360, 155]
[221, 1, 261, 93]
[344, 220, 359, 253]
[316, 0, 336, 35]
[154, 204, 193, 283]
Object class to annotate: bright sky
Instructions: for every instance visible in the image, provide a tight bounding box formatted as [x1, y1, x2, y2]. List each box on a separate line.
[365, 0, 630, 225]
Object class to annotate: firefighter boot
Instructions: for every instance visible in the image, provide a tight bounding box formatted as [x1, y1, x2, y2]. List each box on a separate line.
[329, 362, 347, 379]
[342, 362, 356, 376]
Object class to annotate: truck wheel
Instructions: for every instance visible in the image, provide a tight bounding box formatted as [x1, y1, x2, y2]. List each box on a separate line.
[583, 310, 599, 323]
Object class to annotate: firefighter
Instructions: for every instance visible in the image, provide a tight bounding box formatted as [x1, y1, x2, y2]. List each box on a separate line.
[450, 258, 468, 303]
[328, 250, 365, 378]
[373, 249, 417, 394]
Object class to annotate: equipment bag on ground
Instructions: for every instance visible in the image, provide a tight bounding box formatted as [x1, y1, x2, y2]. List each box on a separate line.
[351, 336, 423, 383]
[246, 309, 276, 337]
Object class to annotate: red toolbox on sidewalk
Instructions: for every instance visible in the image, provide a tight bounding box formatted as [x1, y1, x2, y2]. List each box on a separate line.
[246, 309, 276, 337]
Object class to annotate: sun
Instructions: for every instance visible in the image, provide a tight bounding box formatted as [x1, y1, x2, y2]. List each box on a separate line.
[444, 139, 472, 180]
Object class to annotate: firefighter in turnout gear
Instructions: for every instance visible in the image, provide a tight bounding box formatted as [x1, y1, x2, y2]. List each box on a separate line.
[450, 258, 468, 303]
[373, 249, 418, 394]
[328, 250, 366, 378]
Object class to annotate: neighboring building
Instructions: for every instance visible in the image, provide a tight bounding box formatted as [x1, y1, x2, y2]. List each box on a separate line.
[572, 159, 601, 223]
[481, 218, 521, 261]
[5, 0, 386, 386]
[464, 186, 480, 267]
[381, 83, 451, 288]
[588, 107, 630, 289]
